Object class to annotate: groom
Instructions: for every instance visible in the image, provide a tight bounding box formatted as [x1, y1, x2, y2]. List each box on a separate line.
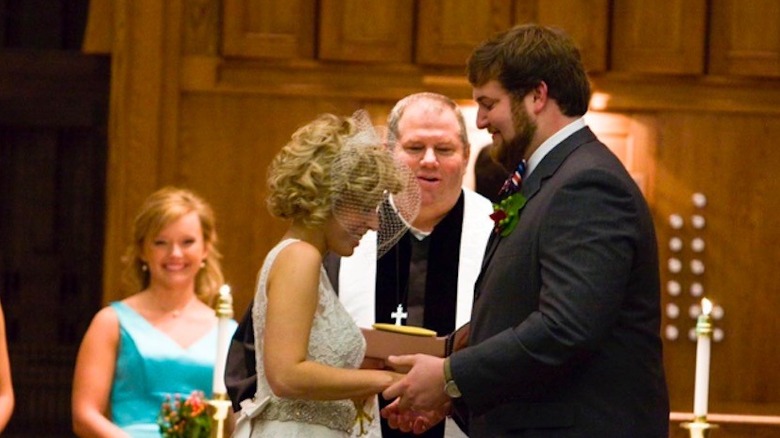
[380, 24, 670, 438]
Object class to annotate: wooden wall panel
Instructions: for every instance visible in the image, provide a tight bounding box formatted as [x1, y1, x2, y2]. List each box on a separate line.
[319, 0, 413, 63]
[182, 0, 220, 56]
[513, 0, 609, 73]
[709, 0, 780, 78]
[222, 0, 315, 59]
[102, 0, 183, 302]
[611, 0, 707, 74]
[654, 113, 780, 423]
[535, 0, 609, 72]
[415, 0, 512, 66]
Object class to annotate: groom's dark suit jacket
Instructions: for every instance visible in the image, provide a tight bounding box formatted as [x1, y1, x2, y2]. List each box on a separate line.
[451, 127, 669, 437]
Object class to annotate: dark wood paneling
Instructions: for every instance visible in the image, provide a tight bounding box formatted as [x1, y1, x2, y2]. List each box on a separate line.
[0, 3, 108, 435]
[1, 0, 88, 49]
[0, 51, 109, 126]
[0, 125, 107, 438]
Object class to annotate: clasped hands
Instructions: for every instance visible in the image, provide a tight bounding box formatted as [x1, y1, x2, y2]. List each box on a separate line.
[379, 354, 452, 434]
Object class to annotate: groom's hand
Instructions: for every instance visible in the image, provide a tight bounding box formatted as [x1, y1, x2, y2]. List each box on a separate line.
[382, 354, 449, 412]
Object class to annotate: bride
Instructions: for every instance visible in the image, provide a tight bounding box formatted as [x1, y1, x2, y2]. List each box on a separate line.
[238, 111, 412, 437]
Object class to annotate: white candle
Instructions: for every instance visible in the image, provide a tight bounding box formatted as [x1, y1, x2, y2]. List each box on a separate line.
[693, 297, 713, 418]
[212, 284, 233, 396]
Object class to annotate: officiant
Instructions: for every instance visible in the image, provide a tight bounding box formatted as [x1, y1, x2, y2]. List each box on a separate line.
[225, 92, 494, 438]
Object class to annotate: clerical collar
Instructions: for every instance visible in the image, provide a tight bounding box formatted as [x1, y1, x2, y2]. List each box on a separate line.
[408, 226, 430, 241]
[526, 117, 586, 178]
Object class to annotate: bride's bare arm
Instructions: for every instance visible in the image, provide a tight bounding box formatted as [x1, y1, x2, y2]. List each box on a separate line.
[263, 242, 401, 401]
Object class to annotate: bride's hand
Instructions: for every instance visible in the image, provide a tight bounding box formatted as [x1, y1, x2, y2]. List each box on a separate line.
[380, 398, 448, 434]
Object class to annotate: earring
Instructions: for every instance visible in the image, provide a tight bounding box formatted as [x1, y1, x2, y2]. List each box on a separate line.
[141, 263, 148, 272]
[201, 260, 206, 269]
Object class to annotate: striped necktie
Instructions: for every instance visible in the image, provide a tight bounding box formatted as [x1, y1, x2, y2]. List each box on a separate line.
[497, 159, 527, 199]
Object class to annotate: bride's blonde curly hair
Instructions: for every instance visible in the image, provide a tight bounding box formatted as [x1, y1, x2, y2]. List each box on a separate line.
[266, 112, 403, 228]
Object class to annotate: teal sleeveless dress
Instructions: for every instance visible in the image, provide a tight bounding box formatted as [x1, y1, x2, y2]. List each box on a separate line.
[109, 301, 237, 437]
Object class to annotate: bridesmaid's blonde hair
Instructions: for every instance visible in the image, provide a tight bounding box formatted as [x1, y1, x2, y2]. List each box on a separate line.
[121, 187, 224, 303]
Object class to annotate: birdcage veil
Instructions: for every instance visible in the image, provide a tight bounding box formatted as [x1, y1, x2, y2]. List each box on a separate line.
[330, 110, 420, 258]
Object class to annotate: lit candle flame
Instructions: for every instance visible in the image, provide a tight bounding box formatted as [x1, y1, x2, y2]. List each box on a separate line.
[701, 297, 712, 316]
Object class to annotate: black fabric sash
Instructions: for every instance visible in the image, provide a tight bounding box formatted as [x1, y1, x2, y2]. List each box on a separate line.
[376, 192, 465, 438]
[375, 192, 465, 336]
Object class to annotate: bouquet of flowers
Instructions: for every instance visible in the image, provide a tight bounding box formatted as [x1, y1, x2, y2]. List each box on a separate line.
[157, 390, 213, 438]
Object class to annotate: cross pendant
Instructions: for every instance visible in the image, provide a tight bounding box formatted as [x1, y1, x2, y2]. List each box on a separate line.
[390, 303, 408, 326]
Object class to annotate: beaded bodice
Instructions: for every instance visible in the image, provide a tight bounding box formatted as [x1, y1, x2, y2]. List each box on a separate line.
[252, 239, 365, 433]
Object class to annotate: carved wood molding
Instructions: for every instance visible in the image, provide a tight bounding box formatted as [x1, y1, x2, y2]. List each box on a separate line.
[590, 73, 780, 115]
[181, 57, 473, 100]
[181, 58, 780, 114]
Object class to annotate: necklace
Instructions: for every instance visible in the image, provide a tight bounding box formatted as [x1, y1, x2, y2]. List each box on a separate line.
[151, 292, 194, 318]
[392, 245, 409, 326]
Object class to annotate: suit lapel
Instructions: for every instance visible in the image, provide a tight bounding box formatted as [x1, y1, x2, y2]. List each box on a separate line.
[521, 127, 597, 200]
[474, 127, 597, 300]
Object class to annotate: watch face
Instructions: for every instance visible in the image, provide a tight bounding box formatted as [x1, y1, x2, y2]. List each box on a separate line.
[445, 380, 462, 398]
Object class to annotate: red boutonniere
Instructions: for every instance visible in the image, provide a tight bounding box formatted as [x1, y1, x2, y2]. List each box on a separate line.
[490, 192, 527, 236]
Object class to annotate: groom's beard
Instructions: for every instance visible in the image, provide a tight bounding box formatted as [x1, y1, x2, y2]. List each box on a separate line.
[490, 100, 536, 170]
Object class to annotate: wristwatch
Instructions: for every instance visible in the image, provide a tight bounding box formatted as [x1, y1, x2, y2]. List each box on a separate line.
[443, 357, 462, 398]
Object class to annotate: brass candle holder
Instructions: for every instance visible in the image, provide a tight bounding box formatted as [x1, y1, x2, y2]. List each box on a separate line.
[680, 417, 718, 438]
[214, 285, 235, 320]
[208, 393, 233, 438]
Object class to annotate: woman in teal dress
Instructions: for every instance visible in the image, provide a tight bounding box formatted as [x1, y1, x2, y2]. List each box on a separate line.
[72, 187, 236, 437]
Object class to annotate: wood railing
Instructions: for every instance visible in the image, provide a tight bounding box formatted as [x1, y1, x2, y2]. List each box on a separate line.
[671, 411, 780, 426]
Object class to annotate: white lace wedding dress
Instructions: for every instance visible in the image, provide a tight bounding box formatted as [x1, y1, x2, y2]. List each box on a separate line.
[249, 239, 366, 437]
